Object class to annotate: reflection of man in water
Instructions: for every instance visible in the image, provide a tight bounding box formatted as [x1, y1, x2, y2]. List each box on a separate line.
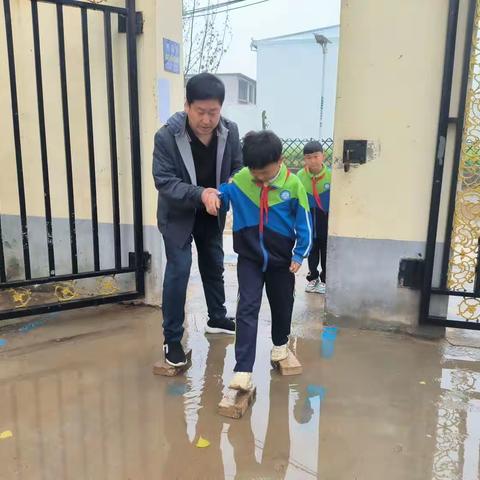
[162, 335, 231, 479]
[192, 336, 232, 476]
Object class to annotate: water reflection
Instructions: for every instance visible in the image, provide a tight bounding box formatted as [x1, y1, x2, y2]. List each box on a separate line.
[3, 306, 480, 479]
[161, 333, 323, 479]
[432, 340, 480, 480]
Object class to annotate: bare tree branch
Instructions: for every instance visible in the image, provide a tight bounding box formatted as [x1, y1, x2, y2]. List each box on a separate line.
[183, 0, 232, 78]
[185, 0, 197, 75]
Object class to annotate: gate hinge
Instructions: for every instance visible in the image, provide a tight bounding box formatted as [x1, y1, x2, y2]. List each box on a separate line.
[129, 251, 151, 272]
[118, 12, 144, 35]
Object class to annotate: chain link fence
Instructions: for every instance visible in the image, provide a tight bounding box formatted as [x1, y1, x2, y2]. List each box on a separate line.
[225, 137, 334, 232]
[282, 138, 334, 172]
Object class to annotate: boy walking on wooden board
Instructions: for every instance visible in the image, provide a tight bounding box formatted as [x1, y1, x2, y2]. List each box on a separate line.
[219, 130, 312, 391]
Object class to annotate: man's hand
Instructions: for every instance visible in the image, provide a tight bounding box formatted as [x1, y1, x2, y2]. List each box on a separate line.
[289, 261, 301, 274]
[201, 188, 221, 216]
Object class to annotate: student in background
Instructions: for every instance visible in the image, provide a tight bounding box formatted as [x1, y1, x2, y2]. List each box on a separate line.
[297, 141, 331, 295]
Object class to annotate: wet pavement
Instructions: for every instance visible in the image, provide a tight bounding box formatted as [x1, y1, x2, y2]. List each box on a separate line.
[1, 256, 480, 479]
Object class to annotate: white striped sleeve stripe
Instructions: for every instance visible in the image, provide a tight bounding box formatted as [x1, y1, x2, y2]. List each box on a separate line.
[303, 208, 313, 257]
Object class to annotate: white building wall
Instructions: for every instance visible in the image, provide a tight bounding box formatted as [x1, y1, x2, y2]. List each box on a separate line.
[221, 104, 261, 136]
[217, 74, 260, 136]
[217, 75, 239, 104]
[256, 30, 339, 139]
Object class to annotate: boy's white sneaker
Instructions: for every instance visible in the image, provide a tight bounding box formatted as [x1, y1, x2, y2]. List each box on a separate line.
[271, 344, 289, 362]
[305, 279, 326, 294]
[305, 278, 319, 293]
[229, 372, 253, 392]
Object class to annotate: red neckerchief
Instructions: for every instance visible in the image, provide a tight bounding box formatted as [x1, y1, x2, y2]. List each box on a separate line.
[310, 168, 326, 211]
[256, 170, 290, 233]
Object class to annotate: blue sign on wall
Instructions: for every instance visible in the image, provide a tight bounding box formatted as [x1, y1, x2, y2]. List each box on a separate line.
[163, 38, 180, 74]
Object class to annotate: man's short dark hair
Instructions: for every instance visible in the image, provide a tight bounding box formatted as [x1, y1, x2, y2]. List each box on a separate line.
[303, 141, 324, 155]
[186, 73, 225, 105]
[242, 130, 283, 169]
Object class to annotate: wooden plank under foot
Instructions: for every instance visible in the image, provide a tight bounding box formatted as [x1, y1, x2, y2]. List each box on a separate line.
[272, 349, 303, 376]
[152, 350, 192, 377]
[218, 386, 256, 419]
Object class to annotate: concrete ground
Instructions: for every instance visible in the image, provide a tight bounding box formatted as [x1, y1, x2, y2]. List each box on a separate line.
[0, 249, 480, 479]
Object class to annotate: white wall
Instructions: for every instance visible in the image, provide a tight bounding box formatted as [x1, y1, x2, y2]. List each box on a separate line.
[217, 75, 239, 105]
[221, 103, 261, 136]
[256, 34, 339, 139]
[217, 74, 260, 136]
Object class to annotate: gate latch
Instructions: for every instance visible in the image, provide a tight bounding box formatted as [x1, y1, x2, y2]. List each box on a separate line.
[343, 139, 367, 172]
[398, 258, 425, 289]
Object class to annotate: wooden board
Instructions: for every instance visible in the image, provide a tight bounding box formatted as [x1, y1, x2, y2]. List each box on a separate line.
[218, 387, 256, 419]
[272, 349, 303, 376]
[152, 350, 192, 377]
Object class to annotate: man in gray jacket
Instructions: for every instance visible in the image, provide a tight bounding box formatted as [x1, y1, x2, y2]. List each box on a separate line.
[153, 73, 243, 366]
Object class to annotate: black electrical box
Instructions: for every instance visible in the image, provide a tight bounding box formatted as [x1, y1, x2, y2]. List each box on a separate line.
[398, 258, 425, 289]
[343, 140, 367, 165]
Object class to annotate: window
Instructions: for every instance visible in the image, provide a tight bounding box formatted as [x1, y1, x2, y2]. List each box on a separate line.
[248, 83, 256, 104]
[238, 79, 249, 103]
[238, 78, 256, 105]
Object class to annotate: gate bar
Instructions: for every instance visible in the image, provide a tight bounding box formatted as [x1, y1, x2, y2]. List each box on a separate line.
[475, 238, 480, 294]
[126, 0, 145, 295]
[439, 0, 477, 289]
[104, 11, 122, 269]
[0, 266, 136, 290]
[0, 291, 141, 321]
[3, 0, 31, 280]
[56, 4, 78, 274]
[0, 217, 6, 283]
[427, 317, 480, 330]
[81, 8, 100, 271]
[37, 0, 127, 15]
[431, 288, 480, 298]
[420, 0, 460, 322]
[32, 0, 56, 276]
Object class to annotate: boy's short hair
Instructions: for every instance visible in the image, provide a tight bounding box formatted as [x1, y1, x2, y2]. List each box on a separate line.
[303, 141, 324, 155]
[242, 130, 282, 169]
[186, 73, 225, 105]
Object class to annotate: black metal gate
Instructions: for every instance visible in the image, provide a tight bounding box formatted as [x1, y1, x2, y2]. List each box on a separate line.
[421, 0, 480, 330]
[0, 0, 146, 320]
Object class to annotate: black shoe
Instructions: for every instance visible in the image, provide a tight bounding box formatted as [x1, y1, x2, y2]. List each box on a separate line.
[205, 317, 236, 335]
[163, 341, 187, 367]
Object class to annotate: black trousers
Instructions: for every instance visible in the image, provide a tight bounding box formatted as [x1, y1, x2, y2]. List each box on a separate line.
[162, 214, 227, 343]
[307, 209, 328, 283]
[234, 256, 295, 372]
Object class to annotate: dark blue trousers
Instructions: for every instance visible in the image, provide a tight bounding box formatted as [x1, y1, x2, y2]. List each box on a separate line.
[234, 256, 295, 372]
[162, 215, 227, 343]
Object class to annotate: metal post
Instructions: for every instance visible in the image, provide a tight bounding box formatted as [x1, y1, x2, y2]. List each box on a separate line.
[32, 0, 56, 276]
[104, 11, 122, 269]
[420, 0, 460, 323]
[81, 8, 101, 271]
[3, 0, 31, 279]
[439, 0, 477, 289]
[126, 0, 145, 295]
[56, 3, 78, 274]
[315, 34, 331, 140]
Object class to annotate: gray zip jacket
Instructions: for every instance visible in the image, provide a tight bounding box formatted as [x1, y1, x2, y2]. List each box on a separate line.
[152, 111, 243, 245]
